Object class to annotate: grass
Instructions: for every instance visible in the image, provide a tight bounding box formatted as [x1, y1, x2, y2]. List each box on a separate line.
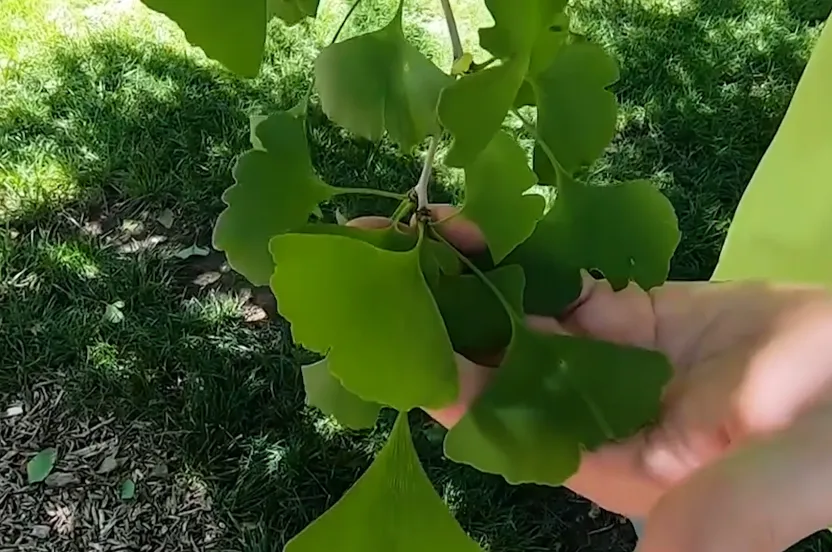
[1, 0, 832, 550]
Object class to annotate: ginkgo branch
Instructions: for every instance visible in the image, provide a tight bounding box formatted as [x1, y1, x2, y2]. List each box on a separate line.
[333, 187, 407, 200]
[440, 0, 463, 61]
[512, 108, 569, 185]
[415, 136, 439, 209]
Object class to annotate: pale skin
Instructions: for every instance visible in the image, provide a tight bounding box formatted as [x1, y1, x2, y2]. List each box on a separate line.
[352, 206, 832, 552]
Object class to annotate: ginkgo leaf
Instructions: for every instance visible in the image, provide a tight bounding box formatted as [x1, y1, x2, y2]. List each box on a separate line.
[140, 0, 266, 77]
[439, 0, 568, 167]
[443, 268, 671, 486]
[542, 178, 680, 291]
[27, 448, 57, 484]
[269, 231, 457, 410]
[460, 131, 545, 263]
[302, 359, 381, 429]
[432, 266, 521, 354]
[213, 111, 334, 286]
[533, 41, 620, 182]
[268, 0, 319, 26]
[439, 59, 528, 167]
[712, 16, 832, 286]
[249, 114, 268, 150]
[445, 322, 672, 485]
[500, 226, 583, 317]
[314, 2, 452, 151]
[285, 412, 483, 552]
[294, 222, 460, 282]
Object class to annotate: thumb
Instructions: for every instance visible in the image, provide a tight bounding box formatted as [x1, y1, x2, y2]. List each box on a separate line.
[636, 403, 832, 552]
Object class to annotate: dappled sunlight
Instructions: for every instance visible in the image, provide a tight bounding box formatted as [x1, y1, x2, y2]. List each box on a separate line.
[0, 155, 77, 221]
[42, 241, 101, 279]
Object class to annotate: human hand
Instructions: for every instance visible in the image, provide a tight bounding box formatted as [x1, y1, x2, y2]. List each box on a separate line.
[351, 206, 832, 552]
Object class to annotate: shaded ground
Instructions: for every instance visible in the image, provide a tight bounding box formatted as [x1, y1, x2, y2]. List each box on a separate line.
[2, 0, 832, 551]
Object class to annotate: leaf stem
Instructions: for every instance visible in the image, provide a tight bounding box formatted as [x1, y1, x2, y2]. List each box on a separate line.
[330, 0, 365, 46]
[389, 197, 415, 225]
[332, 187, 407, 200]
[415, 136, 439, 209]
[439, 0, 463, 61]
[429, 227, 523, 325]
[511, 108, 569, 188]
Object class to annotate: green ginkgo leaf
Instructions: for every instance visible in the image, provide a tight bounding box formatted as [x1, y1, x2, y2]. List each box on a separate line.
[713, 16, 832, 286]
[500, 227, 583, 317]
[140, 0, 266, 77]
[213, 110, 334, 286]
[431, 266, 520, 354]
[542, 178, 680, 291]
[268, 0, 319, 25]
[439, 0, 569, 167]
[285, 412, 483, 552]
[314, 1, 452, 151]
[533, 41, 620, 183]
[439, 59, 528, 167]
[269, 231, 458, 410]
[27, 448, 57, 484]
[302, 359, 382, 429]
[444, 268, 671, 486]
[460, 131, 545, 263]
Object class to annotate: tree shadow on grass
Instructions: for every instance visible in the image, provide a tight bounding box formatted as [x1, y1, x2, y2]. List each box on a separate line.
[0, 26, 596, 552]
[574, 0, 822, 280]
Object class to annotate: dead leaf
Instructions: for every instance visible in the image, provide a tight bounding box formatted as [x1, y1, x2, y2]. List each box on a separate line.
[45, 471, 80, 488]
[98, 454, 119, 475]
[174, 245, 211, 260]
[156, 208, 175, 229]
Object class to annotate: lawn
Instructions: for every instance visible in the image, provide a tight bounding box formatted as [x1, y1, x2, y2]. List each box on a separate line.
[1, 0, 831, 551]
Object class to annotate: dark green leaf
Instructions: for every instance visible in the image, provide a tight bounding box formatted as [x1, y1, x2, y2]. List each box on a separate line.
[27, 448, 57, 484]
[213, 111, 334, 286]
[140, 0, 266, 77]
[302, 359, 381, 429]
[268, 0, 319, 25]
[533, 41, 620, 182]
[269, 232, 457, 410]
[314, 5, 452, 151]
[432, 265, 522, 353]
[461, 131, 545, 263]
[440, 0, 569, 167]
[500, 223, 583, 317]
[445, 320, 672, 485]
[285, 412, 483, 552]
[439, 59, 527, 167]
[541, 178, 679, 290]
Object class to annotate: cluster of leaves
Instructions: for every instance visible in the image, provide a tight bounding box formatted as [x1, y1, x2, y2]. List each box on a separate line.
[140, 0, 681, 550]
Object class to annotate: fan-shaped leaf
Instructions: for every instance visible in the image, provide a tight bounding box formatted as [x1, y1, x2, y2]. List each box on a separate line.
[314, 3, 452, 151]
[444, 267, 671, 485]
[140, 0, 266, 77]
[269, 232, 457, 410]
[213, 111, 334, 286]
[533, 41, 620, 182]
[285, 412, 483, 552]
[460, 131, 545, 263]
[302, 359, 381, 429]
[543, 178, 679, 290]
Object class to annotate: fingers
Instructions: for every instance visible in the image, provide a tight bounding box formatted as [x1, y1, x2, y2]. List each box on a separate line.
[636, 404, 832, 552]
[425, 355, 492, 428]
[348, 205, 487, 255]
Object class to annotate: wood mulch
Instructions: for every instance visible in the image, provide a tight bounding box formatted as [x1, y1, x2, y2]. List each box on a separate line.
[1, 381, 227, 551]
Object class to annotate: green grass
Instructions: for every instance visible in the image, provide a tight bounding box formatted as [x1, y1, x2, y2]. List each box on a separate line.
[2, 0, 832, 550]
